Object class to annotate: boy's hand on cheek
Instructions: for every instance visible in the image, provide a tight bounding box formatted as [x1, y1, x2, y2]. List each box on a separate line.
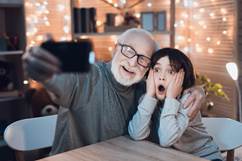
[146, 69, 156, 97]
[166, 70, 184, 99]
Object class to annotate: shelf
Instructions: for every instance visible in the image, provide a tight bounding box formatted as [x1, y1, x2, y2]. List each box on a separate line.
[74, 30, 170, 38]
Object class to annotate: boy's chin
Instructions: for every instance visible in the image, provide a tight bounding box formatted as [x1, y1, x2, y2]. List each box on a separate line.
[156, 94, 165, 101]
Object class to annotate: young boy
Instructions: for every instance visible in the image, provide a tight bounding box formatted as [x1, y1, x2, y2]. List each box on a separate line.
[128, 48, 223, 161]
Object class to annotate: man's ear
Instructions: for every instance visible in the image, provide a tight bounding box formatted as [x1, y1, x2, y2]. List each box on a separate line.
[112, 44, 118, 56]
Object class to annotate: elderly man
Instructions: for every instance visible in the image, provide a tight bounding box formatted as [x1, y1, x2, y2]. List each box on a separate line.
[22, 28, 204, 155]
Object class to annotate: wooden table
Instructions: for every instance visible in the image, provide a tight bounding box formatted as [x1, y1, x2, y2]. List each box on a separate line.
[38, 136, 208, 161]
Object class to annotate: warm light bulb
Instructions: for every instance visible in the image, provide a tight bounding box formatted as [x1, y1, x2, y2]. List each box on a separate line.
[36, 2, 41, 7]
[64, 15, 70, 20]
[220, 8, 227, 14]
[108, 47, 113, 52]
[176, 0, 180, 4]
[135, 13, 141, 18]
[216, 41, 221, 45]
[199, 8, 205, 13]
[222, 30, 227, 35]
[147, 2, 152, 7]
[206, 37, 211, 41]
[193, 2, 199, 7]
[180, 20, 185, 25]
[23, 80, 29, 85]
[182, 12, 189, 18]
[45, 21, 50, 26]
[196, 46, 203, 53]
[193, 14, 199, 20]
[222, 17, 227, 21]
[96, 20, 102, 26]
[209, 12, 215, 18]
[80, 36, 88, 39]
[36, 35, 44, 41]
[208, 48, 214, 54]
[57, 4, 65, 11]
[226, 62, 238, 80]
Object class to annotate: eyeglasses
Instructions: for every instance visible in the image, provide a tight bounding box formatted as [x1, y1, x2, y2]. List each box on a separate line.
[117, 43, 151, 68]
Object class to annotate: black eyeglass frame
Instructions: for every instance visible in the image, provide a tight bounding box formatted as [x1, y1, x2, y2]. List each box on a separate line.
[117, 43, 151, 68]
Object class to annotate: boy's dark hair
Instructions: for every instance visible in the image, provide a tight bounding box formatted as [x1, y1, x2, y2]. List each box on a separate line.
[150, 48, 195, 90]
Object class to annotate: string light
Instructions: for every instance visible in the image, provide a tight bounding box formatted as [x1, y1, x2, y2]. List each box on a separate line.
[25, 0, 50, 46]
[108, 47, 113, 52]
[147, 2, 152, 7]
[175, 0, 231, 57]
[208, 48, 214, 54]
[57, 4, 65, 12]
[199, 8, 205, 13]
[96, 20, 102, 26]
[209, 12, 215, 19]
[220, 8, 227, 14]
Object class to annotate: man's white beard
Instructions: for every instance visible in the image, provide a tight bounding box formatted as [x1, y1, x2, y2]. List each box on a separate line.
[111, 61, 141, 86]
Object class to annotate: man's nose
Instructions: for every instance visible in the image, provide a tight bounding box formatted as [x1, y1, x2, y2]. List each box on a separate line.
[128, 55, 138, 67]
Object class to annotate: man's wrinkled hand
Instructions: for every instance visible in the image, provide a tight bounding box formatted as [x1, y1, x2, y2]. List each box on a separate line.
[22, 46, 61, 83]
[182, 86, 205, 120]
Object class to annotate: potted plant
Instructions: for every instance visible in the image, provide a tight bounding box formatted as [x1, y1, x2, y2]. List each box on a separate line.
[196, 74, 230, 116]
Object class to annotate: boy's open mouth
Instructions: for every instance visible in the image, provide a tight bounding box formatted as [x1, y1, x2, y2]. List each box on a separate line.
[158, 85, 165, 92]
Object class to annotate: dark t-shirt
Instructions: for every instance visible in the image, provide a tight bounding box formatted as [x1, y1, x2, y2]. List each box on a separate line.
[45, 62, 145, 155]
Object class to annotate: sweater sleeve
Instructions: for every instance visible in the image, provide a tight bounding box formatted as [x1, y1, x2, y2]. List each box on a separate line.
[43, 64, 100, 108]
[128, 94, 158, 140]
[158, 94, 190, 147]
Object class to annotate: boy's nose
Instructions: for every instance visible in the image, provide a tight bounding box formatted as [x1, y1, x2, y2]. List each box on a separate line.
[159, 73, 166, 81]
[159, 77, 166, 81]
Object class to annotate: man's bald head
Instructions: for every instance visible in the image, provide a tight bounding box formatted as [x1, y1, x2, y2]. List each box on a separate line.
[117, 28, 158, 56]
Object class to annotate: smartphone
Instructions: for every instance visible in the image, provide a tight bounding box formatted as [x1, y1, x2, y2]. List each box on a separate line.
[41, 39, 93, 72]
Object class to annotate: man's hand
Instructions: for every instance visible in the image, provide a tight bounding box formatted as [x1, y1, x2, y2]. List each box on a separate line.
[22, 46, 61, 83]
[183, 86, 205, 120]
